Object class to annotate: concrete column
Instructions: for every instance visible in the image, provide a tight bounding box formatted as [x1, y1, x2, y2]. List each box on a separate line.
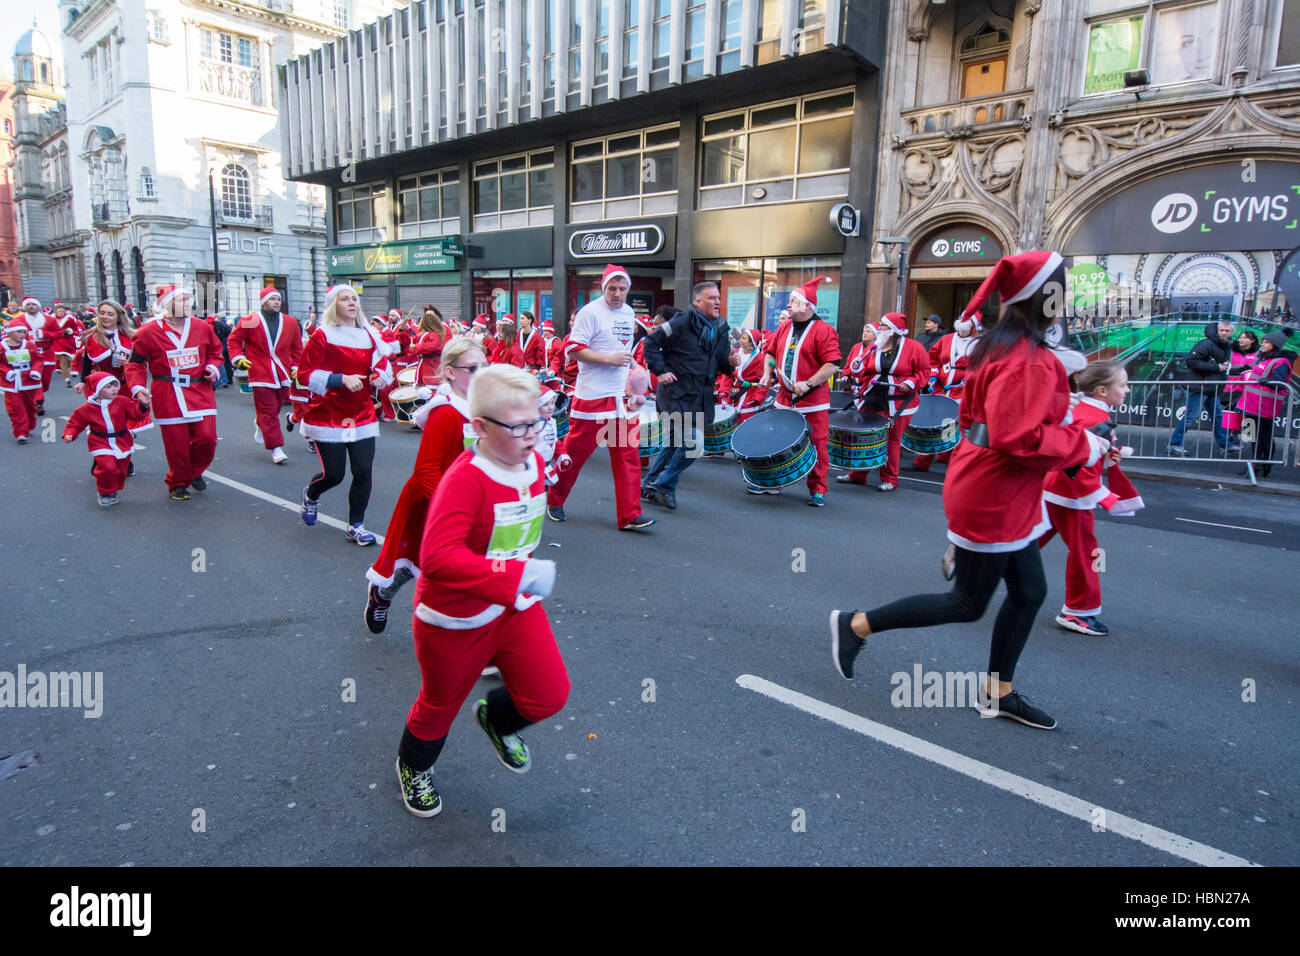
[673, 102, 699, 307]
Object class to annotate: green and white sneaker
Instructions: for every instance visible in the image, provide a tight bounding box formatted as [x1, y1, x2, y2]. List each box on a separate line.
[395, 758, 442, 817]
[474, 699, 531, 773]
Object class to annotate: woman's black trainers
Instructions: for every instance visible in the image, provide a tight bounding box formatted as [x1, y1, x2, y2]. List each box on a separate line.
[975, 691, 1057, 730]
[829, 609, 865, 680]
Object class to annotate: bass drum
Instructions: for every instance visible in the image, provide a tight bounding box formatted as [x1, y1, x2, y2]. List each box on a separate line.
[828, 409, 889, 471]
[730, 408, 815, 489]
[902, 395, 962, 455]
[389, 385, 425, 426]
[704, 403, 737, 455]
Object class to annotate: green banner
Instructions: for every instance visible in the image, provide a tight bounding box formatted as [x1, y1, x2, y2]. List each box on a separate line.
[1069, 264, 1109, 309]
[1083, 16, 1143, 95]
[327, 238, 463, 276]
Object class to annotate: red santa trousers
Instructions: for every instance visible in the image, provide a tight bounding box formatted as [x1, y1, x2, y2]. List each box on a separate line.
[911, 449, 952, 471]
[252, 386, 289, 450]
[1039, 502, 1103, 617]
[40, 362, 56, 392]
[804, 409, 830, 495]
[405, 603, 570, 741]
[93, 456, 130, 495]
[546, 416, 642, 527]
[160, 417, 218, 489]
[4, 392, 37, 438]
[844, 415, 906, 486]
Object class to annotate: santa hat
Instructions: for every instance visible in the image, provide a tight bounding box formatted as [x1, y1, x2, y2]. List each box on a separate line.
[541, 319, 555, 333]
[743, 327, 765, 349]
[499, 313, 515, 326]
[955, 313, 984, 335]
[633, 313, 652, 332]
[53, 301, 64, 309]
[877, 313, 909, 336]
[259, 286, 281, 307]
[155, 284, 192, 310]
[3, 321, 27, 337]
[601, 263, 630, 289]
[323, 283, 352, 307]
[21, 296, 40, 308]
[790, 276, 831, 309]
[960, 251, 1064, 322]
[84, 371, 116, 400]
[471, 313, 489, 329]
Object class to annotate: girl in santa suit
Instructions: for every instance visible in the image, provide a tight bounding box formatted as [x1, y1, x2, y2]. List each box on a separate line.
[831, 251, 1111, 731]
[364, 335, 487, 633]
[1039, 360, 1143, 638]
[394, 364, 568, 818]
[912, 315, 982, 472]
[62, 372, 152, 507]
[125, 285, 223, 500]
[79, 299, 137, 389]
[491, 318, 525, 368]
[297, 284, 395, 544]
[519, 311, 546, 371]
[836, 313, 930, 492]
[2, 322, 46, 442]
[730, 328, 770, 422]
[413, 308, 446, 385]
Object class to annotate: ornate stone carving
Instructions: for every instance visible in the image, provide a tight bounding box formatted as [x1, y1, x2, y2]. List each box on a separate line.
[908, 28, 930, 42]
[1053, 111, 1204, 194]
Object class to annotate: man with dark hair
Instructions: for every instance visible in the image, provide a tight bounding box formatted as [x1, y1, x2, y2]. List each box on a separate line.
[917, 314, 945, 350]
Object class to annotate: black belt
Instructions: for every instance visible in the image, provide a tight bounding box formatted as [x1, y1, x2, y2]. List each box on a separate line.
[90, 429, 130, 438]
[967, 422, 990, 447]
[154, 373, 197, 386]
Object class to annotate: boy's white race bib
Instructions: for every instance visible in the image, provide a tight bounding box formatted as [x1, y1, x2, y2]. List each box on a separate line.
[462, 423, 476, 449]
[486, 495, 545, 561]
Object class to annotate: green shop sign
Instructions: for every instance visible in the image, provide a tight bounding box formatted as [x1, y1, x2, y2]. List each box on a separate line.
[327, 238, 464, 276]
[1069, 264, 1109, 309]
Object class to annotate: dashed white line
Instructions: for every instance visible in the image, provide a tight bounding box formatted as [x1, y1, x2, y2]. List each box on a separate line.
[1173, 517, 1271, 534]
[204, 470, 385, 541]
[735, 674, 1258, 868]
[899, 475, 943, 486]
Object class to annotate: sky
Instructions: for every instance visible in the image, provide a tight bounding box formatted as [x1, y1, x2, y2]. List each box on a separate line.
[1, 0, 64, 83]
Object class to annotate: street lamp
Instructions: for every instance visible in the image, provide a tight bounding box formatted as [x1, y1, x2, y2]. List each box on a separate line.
[877, 236, 909, 314]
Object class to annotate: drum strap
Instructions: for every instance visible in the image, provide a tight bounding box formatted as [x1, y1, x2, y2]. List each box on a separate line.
[967, 422, 990, 448]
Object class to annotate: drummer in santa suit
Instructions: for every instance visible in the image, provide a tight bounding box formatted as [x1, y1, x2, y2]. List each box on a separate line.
[731, 327, 770, 422]
[757, 277, 843, 507]
[912, 314, 982, 472]
[519, 311, 546, 372]
[227, 287, 303, 464]
[837, 313, 930, 492]
[126, 285, 224, 500]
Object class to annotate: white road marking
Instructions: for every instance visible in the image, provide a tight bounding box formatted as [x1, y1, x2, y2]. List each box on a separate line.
[735, 674, 1258, 868]
[204, 470, 385, 541]
[1174, 517, 1271, 534]
[899, 475, 943, 485]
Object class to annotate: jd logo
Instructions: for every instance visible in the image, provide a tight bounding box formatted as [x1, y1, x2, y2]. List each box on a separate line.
[1151, 193, 1199, 234]
[931, 239, 951, 258]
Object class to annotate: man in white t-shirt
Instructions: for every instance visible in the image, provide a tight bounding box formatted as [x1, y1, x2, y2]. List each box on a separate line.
[545, 263, 655, 531]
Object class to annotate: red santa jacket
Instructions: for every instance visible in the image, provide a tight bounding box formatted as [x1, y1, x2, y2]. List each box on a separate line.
[413, 330, 444, 384]
[549, 334, 577, 392]
[542, 334, 560, 369]
[227, 311, 303, 388]
[16, 313, 58, 358]
[125, 317, 223, 424]
[1042, 397, 1144, 514]
[298, 322, 394, 442]
[849, 336, 930, 418]
[82, 327, 134, 382]
[413, 446, 548, 630]
[731, 346, 769, 415]
[764, 318, 842, 414]
[521, 328, 546, 369]
[929, 332, 978, 400]
[492, 341, 525, 368]
[63, 394, 153, 459]
[51, 314, 81, 356]
[1, 339, 47, 392]
[944, 341, 1094, 551]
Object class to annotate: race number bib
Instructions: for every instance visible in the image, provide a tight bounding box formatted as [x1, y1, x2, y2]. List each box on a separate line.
[5, 349, 31, 367]
[462, 423, 477, 449]
[612, 318, 634, 350]
[486, 495, 545, 561]
[166, 347, 200, 371]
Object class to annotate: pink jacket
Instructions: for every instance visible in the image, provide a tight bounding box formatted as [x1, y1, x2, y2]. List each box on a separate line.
[1235, 355, 1292, 418]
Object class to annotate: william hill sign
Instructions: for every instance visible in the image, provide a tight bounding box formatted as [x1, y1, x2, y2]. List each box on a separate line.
[568, 224, 666, 259]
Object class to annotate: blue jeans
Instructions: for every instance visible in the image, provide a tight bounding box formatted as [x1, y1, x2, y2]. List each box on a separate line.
[644, 419, 701, 494]
[1170, 386, 1227, 448]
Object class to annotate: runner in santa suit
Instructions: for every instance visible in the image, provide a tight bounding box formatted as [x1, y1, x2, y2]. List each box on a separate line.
[836, 313, 930, 492]
[519, 311, 545, 372]
[50, 302, 81, 387]
[15, 297, 54, 413]
[540, 319, 559, 369]
[544, 264, 655, 531]
[364, 336, 487, 633]
[125, 285, 223, 500]
[757, 277, 842, 506]
[831, 251, 1111, 731]
[412, 308, 446, 385]
[228, 287, 303, 464]
[394, 364, 569, 818]
[548, 325, 579, 394]
[731, 328, 770, 422]
[2, 322, 46, 442]
[492, 318, 525, 368]
[912, 316, 982, 472]
[79, 299, 137, 388]
[297, 283, 394, 545]
[61, 371, 152, 506]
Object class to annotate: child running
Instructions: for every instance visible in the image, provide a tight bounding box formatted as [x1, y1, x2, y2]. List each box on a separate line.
[395, 364, 568, 817]
[2, 322, 46, 443]
[62, 372, 152, 506]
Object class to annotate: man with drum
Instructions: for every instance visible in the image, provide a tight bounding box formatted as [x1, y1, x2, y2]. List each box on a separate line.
[913, 314, 981, 472]
[639, 281, 735, 511]
[757, 277, 842, 507]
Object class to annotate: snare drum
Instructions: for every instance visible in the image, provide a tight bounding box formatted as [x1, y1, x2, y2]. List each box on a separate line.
[396, 366, 419, 388]
[829, 410, 889, 471]
[704, 403, 737, 455]
[902, 395, 962, 455]
[390, 385, 424, 426]
[553, 391, 570, 440]
[730, 408, 816, 489]
[639, 403, 663, 459]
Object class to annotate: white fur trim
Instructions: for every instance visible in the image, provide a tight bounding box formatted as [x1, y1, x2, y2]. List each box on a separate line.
[298, 421, 379, 442]
[1004, 252, 1064, 305]
[307, 369, 332, 395]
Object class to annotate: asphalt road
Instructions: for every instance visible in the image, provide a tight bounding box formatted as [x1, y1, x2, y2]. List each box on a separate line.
[2, 382, 1296, 866]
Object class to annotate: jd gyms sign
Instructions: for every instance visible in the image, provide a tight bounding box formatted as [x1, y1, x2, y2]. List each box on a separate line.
[327, 238, 464, 276]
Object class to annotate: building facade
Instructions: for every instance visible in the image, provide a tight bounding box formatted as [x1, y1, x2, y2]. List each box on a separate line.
[278, 0, 890, 350]
[55, 0, 407, 317]
[867, 0, 1300, 330]
[0, 78, 19, 306]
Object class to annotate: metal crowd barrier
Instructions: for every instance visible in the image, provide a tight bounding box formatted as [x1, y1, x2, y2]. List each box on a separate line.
[1112, 378, 1297, 484]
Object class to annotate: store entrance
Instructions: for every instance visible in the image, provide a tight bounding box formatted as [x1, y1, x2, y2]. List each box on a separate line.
[567, 264, 676, 329]
[908, 280, 991, 333]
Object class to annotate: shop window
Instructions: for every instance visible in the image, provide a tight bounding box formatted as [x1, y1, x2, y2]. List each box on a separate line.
[473, 268, 555, 331]
[695, 257, 842, 333]
[570, 124, 679, 223]
[1082, 1, 1220, 96]
[473, 148, 554, 231]
[1277, 0, 1300, 68]
[699, 89, 853, 210]
[335, 183, 388, 245]
[398, 167, 461, 239]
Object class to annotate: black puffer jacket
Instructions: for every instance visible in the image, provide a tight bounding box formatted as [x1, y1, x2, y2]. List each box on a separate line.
[641, 307, 731, 424]
[1184, 322, 1232, 382]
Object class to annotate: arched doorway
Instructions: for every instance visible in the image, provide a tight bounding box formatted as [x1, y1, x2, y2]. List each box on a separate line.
[906, 223, 1004, 333]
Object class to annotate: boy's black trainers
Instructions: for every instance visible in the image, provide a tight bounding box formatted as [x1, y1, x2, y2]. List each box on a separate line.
[169, 485, 190, 501]
[474, 699, 531, 773]
[190, 475, 207, 492]
[546, 506, 566, 522]
[395, 758, 442, 817]
[365, 584, 391, 634]
[829, 609, 865, 680]
[975, 691, 1057, 730]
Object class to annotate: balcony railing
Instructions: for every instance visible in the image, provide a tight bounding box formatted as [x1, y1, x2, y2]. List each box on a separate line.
[217, 204, 274, 229]
[899, 90, 1033, 139]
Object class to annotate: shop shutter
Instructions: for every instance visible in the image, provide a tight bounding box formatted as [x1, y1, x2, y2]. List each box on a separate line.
[357, 285, 391, 319]
[399, 285, 461, 324]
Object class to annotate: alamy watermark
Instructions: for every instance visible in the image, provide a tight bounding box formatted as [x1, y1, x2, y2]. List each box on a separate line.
[890, 665, 999, 710]
[0, 665, 103, 718]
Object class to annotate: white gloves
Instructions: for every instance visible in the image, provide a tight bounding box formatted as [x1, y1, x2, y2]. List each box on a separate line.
[519, 558, 556, 598]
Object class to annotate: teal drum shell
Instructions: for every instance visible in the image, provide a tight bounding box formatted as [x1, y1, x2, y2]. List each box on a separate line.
[704, 403, 737, 454]
[901, 394, 961, 455]
[731, 408, 815, 488]
[553, 391, 570, 440]
[639, 404, 664, 459]
[829, 409, 889, 470]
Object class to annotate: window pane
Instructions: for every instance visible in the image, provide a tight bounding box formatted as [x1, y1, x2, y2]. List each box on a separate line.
[645, 126, 678, 147]
[605, 154, 640, 197]
[238, 37, 254, 68]
[443, 167, 459, 182]
[475, 177, 499, 214]
[608, 133, 640, 153]
[501, 155, 527, 172]
[642, 148, 677, 193]
[704, 113, 746, 136]
[1282, 0, 1300, 67]
[571, 161, 603, 202]
[804, 90, 854, 117]
[752, 103, 797, 127]
[220, 33, 233, 63]
[624, 28, 638, 75]
[573, 140, 604, 161]
[419, 186, 438, 220]
[529, 167, 553, 207]
[401, 192, 418, 222]
[596, 38, 609, 79]
[1151, 2, 1219, 84]
[355, 199, 373, 229]
[654, 0, 671, 16]
[475, 161, 498, 177]
[798, 116, 852, 173]
[500, 171, 527, 210]
[399, 177, 417, 191]
[701, 136, 745, 186]
[531, 149, 554, 166]
[337, 201, 354, 231]
[722, 0, 742, 50]
[442, 183, 460, 218]
[653, 20, 669, 68]
[748, 126, 797, 180]
[686, 9, 704, 59]
[1083, 16, 1144, 95]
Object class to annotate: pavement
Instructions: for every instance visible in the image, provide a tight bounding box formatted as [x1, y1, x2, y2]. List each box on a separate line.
[1, 381, 1296, 866]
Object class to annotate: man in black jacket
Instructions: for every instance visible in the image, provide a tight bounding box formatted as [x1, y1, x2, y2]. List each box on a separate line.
[639, 281, 735, 510]
[916, 314, 944, 350]
[1169, 319, 1235, 454]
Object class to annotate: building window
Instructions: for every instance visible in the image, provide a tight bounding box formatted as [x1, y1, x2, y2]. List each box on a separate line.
[133, 247, 147, 311]
[147, 11, 169, 43]
[198, 26, 262, 104]
[699, 89, 853, 210]
[684, 2, 706, 79]
[569, 124, 678, 223]
[473, 149, 554, 231]
[140, 168, 156, 199]
[1277, 0, 1300, 68]
[220, 163, 253, 220]
[959, 24, 1010, 100]
[397, 167, 461, 238]
[651, 0, 671, 70]
[1082, 1, 1221, 96]
[334, 183, 387, 244]
[719, 0, 743, 72]
[330, 0, 349, 30]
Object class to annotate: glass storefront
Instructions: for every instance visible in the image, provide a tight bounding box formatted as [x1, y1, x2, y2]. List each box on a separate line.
[566, 265, 676, 325]
[694, 256, 842, 335]
[472, 269, 555, 329]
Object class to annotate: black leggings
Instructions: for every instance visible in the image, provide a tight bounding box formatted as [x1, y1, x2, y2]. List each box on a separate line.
[865, 542, 1048, 681]
[307, 437, 375, 525]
